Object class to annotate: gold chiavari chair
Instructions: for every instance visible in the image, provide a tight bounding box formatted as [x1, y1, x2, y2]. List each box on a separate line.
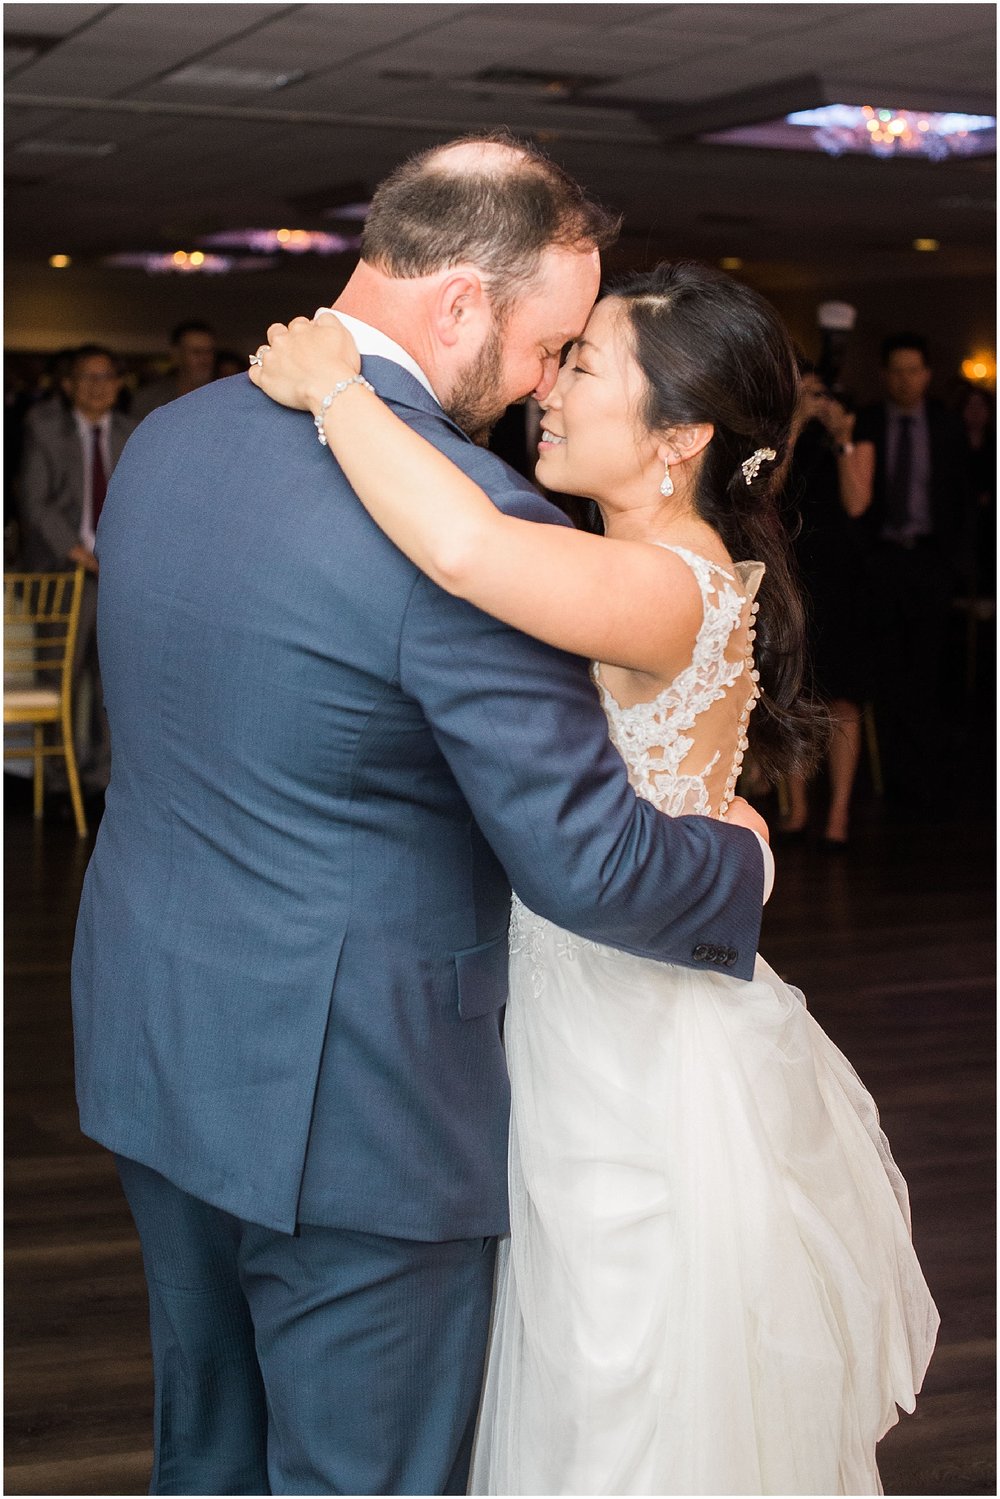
[4, 568, 87, 837]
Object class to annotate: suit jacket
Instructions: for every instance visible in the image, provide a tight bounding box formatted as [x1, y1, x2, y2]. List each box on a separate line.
[71, 365, 765, 1239]
[853, 399, 968, 554]
[17, 406, 135, 570]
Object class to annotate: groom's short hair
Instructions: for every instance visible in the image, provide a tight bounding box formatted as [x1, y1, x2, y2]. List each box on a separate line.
[361, 130, 619, 312]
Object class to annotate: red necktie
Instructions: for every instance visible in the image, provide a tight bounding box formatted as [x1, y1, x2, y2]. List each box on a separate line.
[91, 426, 108, 528]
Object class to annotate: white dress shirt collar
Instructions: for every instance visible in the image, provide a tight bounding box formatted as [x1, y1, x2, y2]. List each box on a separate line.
[313, 309, 440, 405]
[73, 407, 112, 443]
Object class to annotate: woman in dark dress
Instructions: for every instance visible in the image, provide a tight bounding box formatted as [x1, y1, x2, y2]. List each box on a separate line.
[783, 368, 873, 846]
[955, 383, 996, 600]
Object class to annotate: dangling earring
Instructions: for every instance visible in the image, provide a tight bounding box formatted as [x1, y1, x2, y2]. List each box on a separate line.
[659, 461, 674, 498]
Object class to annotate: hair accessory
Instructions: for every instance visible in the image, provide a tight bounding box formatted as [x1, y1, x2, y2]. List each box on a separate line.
[741, 447, 777, 485]
[659, 461, 674, 498]
[313, 375, 375, 445]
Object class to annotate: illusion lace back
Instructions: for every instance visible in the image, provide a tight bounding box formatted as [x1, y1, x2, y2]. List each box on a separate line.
[472, 547, 939, 1497]
[594, 546, 765, 820]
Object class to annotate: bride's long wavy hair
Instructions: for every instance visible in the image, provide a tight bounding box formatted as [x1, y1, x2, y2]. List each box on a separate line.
[609, 261, 827, 781]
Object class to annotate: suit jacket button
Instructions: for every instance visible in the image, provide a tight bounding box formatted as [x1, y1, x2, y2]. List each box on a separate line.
[725, 949, 737, 967]
[692, 944, 709, 961]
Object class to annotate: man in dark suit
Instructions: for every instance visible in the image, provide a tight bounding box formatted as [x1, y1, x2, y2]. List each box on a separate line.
[130, 320, 217, 420]
[17, 344, 135, 789]
[72, 135, 771, 1496]
[847, 333, 968, 805]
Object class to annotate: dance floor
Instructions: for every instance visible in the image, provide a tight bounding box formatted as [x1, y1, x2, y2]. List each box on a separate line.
[5, 776, 995, 1496]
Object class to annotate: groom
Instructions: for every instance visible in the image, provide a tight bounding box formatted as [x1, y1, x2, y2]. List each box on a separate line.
[72, 133, 772, 1495]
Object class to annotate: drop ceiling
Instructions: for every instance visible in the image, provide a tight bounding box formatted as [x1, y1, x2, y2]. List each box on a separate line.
[4, 2, 996, 288]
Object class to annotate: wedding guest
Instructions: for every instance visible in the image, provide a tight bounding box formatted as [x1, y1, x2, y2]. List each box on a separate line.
[17, 345, 136, 790]
[131, 320, 217, 420]
[955, 382, 995, 599]
[838, 333, 968, 808]
[214, 349, 246, 380]
[781, 366, 871, 847]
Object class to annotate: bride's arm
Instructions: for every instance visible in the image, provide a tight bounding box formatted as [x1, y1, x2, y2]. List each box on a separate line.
[250, 317, 703, 678]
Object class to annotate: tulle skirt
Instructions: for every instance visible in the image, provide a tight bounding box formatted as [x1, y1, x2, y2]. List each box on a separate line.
[469, 906, 939, 1495]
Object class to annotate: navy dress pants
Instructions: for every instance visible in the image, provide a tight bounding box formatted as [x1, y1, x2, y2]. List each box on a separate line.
[115, 1156, 497, 1496]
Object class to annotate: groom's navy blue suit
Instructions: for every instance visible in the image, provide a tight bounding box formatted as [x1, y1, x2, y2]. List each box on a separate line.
[72, 359, 765, 1494]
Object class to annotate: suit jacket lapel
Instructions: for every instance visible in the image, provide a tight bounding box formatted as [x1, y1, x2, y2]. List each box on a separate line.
[110, 413, 132, 466]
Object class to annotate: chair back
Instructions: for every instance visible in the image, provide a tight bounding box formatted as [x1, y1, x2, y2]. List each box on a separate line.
[4, 570, 85, 703]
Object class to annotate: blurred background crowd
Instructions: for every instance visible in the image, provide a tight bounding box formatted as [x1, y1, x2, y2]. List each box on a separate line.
[5, 286, 994, 841]
[3, 0, 996, 828]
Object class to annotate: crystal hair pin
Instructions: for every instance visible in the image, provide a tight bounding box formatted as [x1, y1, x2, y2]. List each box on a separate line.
[741, 447, 777, 485]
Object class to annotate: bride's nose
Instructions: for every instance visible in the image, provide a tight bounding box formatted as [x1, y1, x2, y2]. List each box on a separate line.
[538, 372, 565, 413]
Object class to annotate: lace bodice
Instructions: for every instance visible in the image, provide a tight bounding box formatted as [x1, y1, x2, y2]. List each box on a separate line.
[592, 545, 765, 819]
[509, 545, 765, 983]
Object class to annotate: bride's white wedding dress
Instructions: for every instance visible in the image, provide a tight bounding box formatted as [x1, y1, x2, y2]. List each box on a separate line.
[470, 546, 939, 1497]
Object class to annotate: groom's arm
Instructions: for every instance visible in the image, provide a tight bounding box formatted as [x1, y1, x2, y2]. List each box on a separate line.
[398, 483, 765, 982]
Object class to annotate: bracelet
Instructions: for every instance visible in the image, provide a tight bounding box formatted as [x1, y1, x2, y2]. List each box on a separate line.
[313, 375, 375, 445]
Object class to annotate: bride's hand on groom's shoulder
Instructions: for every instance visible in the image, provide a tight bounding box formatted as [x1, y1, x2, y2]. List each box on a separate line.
[248, 313, 361, 413]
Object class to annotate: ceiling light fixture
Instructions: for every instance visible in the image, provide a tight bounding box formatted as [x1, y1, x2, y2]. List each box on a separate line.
[788, 105, 996, 160]
[103, 251, 254, 275]
[699, 98, 995, 161]
[201, 228, 362, 255]
[48, 253, 71, 269]
[913, 238, 940, 252]
[719, 257, 743, 271]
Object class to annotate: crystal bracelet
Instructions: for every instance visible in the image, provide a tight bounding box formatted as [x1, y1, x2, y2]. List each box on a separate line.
[313, 375, 375, 445]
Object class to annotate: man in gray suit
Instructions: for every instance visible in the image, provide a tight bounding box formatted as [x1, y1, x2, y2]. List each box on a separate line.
[73, 136, 771, 1495]
[18, 344, 135, 790]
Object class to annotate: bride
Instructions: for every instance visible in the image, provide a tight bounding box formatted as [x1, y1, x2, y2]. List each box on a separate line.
[249, 260, 938, 1496]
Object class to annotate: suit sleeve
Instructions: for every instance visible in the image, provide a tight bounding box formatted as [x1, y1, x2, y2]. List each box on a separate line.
[18, 429, 82, 567]
[397, 484, 765, 982]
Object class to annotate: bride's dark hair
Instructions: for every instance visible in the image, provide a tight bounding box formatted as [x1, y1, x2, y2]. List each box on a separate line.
[611, 260, 826, 780]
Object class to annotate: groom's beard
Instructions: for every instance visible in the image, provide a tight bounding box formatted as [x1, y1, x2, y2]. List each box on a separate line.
[442, 322, 508, 447]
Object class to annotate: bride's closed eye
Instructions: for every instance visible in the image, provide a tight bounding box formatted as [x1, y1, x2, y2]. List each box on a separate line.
[563, 339, 595, 375]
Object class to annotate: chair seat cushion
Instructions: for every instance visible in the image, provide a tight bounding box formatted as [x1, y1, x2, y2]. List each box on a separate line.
[4, 689, 60, 712]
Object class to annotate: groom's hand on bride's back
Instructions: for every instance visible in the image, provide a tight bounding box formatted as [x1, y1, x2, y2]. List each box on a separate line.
[725, 796, 770, 845]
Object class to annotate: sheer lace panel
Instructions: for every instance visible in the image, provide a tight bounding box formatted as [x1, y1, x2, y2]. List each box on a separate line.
[592, 546, 765, 820]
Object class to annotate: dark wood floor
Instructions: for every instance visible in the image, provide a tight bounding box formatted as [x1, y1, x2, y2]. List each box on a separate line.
[5, 773, 995, 1497]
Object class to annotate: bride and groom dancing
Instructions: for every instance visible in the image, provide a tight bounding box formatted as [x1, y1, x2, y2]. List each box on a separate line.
[72, 132, 937, 1496]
